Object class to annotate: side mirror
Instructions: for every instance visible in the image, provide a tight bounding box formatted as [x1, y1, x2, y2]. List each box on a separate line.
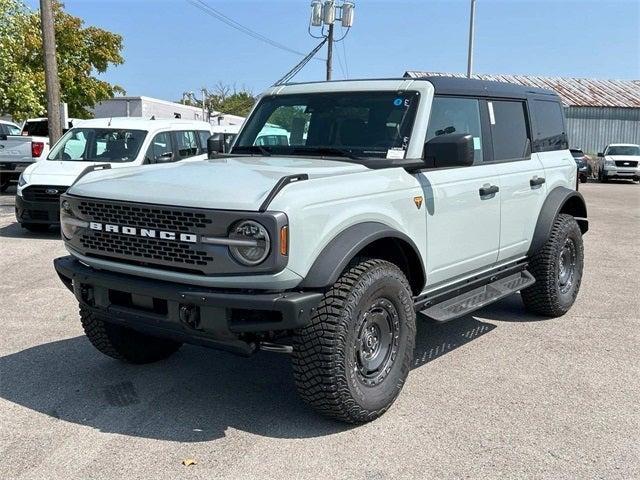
[154, 152, 174, 163]
[207, 135, 224, 158]
[597, 152, 603, 157]
[424, 133, 475, 168]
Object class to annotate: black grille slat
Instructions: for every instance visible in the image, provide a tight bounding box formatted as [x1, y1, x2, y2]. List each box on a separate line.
[79, 232, 213, 266]
[614, 160, 638, 168]
[77, 201, 212, 232]
[23, 185, 68, 202]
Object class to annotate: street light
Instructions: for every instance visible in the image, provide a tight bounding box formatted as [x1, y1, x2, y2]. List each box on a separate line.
[309, 0, 355, 80]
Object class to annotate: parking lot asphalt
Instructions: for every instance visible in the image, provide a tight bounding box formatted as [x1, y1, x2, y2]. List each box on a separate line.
[0, 181, 639, 480]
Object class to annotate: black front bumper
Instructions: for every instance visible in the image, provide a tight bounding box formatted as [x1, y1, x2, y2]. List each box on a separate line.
[15, 195, 60, 225]
[54, 256, 322, 355]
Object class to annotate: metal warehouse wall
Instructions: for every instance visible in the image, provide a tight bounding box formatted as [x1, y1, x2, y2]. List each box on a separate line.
[565, 107, 640, 154]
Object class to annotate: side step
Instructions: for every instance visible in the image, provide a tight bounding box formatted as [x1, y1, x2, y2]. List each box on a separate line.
[419, 271, 535, 323]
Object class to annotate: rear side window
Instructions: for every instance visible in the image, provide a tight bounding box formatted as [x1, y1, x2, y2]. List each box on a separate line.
[22, 120, 48, 137]
[488, 100, 530, 161]
[426, 96, 484, 162]
[146, 131, 174, 163]
[175, 130, 198, 159]
[532, 100, 567, 152]
[197, 130, 211, 154]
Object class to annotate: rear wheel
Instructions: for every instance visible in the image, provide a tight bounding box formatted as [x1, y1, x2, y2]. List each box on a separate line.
[522, 214, 584, 317]
[292, 258, 416, 423]
[80, 306, 182, 364]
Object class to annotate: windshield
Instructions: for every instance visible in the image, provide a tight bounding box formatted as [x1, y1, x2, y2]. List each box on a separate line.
[6, 124, 21, 135]
[605, 145, 640, 156]
[233, 91, 420, 160]
[48, 128, 147, 162]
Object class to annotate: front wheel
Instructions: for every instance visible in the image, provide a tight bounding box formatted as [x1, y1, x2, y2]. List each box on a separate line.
[522, 214, 584, 317]
[292, 259, 416, 423]
[80, 306, 182, 364]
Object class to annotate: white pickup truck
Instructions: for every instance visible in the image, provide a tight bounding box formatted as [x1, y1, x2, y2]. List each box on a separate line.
[0, 118, 79, 192]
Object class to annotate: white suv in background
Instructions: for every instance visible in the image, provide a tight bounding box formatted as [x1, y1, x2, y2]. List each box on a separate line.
[16, 117, 213, 231]
[597, 143, 640, 183]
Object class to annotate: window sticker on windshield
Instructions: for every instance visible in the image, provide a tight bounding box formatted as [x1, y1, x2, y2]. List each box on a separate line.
[473, 137, 481, 149]
[386, 148, 405, 159]
[393, 97, 410, 107]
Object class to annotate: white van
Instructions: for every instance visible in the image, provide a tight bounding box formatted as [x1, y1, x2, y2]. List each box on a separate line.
[16, 117, 213, 231]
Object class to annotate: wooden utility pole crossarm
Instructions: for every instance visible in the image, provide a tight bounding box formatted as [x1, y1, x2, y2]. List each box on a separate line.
[40, 0, 62, 143]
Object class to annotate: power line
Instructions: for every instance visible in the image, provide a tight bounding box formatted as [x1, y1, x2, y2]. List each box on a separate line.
[186, 0, 323, 60]
[340, 23, 349, 78]
[273, 38, 328, 86]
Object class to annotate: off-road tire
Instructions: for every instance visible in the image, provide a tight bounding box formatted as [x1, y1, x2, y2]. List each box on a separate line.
[522, 214, 584, 317]
[22, 223, 50, 233]
[80, 306, 182, 364]
[292, 258, 416, 423]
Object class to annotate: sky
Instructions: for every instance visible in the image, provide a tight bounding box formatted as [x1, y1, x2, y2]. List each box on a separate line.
[25, 0, 640, 101]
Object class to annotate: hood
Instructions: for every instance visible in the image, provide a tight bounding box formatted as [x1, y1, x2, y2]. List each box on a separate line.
[606, 155, 640, 162]
[68, 156, 369, 211]
[24, 160, 130, 186]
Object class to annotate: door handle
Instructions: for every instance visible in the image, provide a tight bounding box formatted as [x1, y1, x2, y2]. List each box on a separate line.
[479, 184, 499, 197]
[530, 176, 546, 187]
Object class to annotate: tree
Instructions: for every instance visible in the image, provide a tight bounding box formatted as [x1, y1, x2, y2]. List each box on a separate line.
[0, 0, 124, 121]
[204, 83, 255, 118]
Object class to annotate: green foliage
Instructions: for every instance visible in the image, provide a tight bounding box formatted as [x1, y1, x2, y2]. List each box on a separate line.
[0, 0, 124, 121]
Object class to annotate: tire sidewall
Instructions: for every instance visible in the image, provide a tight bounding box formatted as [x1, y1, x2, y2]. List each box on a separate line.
[342, 264, 415, 412]
[551, 217, 584, 310]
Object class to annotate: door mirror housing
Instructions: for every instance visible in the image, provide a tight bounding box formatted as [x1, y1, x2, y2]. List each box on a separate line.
[207, 134, 224, 158]
[424, 133, 475, 168]
[597, 152, 604, 157]
[154, 152, 174, 163]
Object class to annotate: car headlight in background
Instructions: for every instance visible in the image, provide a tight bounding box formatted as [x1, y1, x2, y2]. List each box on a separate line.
[18, 173, 27, 187]
[604, 159, 615, 167]
[60, 200, 88, 240]
[228, 220, 271, 266]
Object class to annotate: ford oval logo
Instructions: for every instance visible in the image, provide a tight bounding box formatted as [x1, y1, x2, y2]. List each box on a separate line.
[624, 162, 630, 166]
[45, 188, 59, 195]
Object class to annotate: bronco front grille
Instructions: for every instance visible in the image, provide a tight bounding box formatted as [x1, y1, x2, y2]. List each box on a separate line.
[615, 160, 638, 168]
[66, 196, 287, 276]
[23, 185, 68, 202]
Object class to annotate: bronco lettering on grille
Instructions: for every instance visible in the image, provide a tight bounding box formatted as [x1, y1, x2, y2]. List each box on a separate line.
[88, 222, 197, 243]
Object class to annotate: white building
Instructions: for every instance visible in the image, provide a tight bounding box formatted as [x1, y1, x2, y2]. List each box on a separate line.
[93, 96, 245, 127]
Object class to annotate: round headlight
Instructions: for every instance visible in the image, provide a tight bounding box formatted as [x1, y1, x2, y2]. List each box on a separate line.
[229, 220, 270, 266]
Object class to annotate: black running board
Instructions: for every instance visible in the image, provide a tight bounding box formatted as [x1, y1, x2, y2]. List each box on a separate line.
[419, 271, 535, 322]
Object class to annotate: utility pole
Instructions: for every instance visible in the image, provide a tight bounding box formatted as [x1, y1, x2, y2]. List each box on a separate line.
[466, 0, 477, 78]
[326, 23, 334, 81]
[39, 0, 62, 143]
[201, 88, 207, 121]
[310, 1, 355, 82]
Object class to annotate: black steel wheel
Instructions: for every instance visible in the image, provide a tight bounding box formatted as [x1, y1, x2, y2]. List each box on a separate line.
[292, 258, 416, 423]
[522, 214, 584, 317]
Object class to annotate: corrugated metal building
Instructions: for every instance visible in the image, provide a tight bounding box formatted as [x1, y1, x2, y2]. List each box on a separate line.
[405, 71, 640, 154]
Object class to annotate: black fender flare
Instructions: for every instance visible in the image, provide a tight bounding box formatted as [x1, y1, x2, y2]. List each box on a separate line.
[299, 221, 426, 291]
[527, 186, 588, 257]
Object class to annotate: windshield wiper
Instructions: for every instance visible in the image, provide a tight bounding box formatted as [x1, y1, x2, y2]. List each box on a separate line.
[232, 145, 271, 156]
[291, 146, 362, 160]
